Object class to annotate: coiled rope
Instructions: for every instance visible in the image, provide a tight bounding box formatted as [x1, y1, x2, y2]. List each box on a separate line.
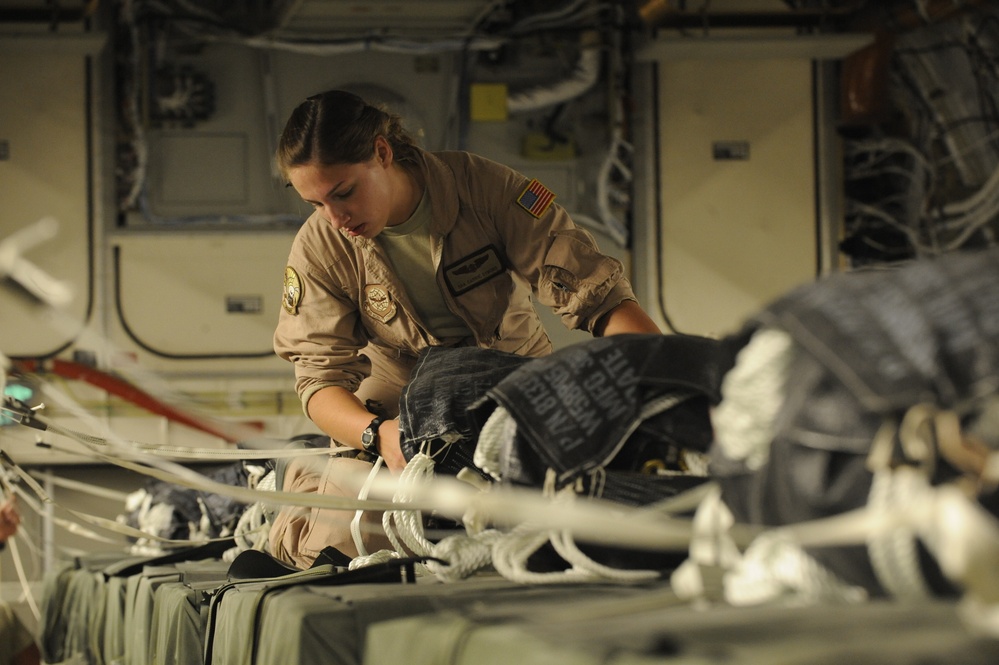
[711, 328, 795, 471]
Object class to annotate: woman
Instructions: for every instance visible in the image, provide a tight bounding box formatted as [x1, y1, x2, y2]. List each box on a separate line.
[269, 89, 660, 564]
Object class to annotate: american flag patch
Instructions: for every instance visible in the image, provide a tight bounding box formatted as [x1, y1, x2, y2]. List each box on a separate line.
[516, 178, 556, 218]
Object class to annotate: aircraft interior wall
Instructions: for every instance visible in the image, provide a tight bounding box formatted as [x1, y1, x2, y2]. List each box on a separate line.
[0, 10, 643, 462]
[0, 1, 844, 584]
[5, 9, 999, 656]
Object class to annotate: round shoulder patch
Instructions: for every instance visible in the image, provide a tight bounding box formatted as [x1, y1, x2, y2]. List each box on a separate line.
[283, 266, 303, 315]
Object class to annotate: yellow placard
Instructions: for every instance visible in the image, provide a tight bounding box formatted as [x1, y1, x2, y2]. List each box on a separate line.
[470, 83, 509, 122]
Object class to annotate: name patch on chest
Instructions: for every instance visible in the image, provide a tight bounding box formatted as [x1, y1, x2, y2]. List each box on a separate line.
[444, 246, 504, 296]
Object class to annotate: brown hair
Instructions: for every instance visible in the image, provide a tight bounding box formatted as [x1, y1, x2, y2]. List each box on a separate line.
[276, 89, 419, 179]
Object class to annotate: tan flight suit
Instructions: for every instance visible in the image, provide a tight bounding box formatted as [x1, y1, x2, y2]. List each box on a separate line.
[270, 147, 640, 567]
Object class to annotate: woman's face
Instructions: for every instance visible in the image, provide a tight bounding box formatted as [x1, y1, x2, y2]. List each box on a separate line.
[287, 137, 397, 239]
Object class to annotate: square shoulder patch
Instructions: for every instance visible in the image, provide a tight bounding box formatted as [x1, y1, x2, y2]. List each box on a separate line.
[516, 178, 556, 218]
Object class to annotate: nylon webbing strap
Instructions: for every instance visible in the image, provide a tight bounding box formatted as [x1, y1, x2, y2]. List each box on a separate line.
[38, 437, 402, 513]
[41, 421, 342, 461]
[2, 453, 218, 546]
[15, 412, 404, 511]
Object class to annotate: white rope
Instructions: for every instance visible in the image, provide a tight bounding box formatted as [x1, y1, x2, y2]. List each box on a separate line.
[348, 549, 400, 570]
[546, 486, 661, 583]
[672, 460, 999, 625]
[27, 427, 699, 555]
[104, 443, 342, 462]
[11, 483, 122, 546]
[959, 594, 999, 639]
[913, 476, 999, 613]
[3, 452, 233, 548]
[671, 485, 867, 607]
[711, 328, 796, 470]
[381, 453, 437, 557]
[355, 451, 666, 584]
[985, 453, 999, 487]
[223, 469, 277, 562]
[351, 455, 503, 580]
[32, 434, 401, 513]
[492, 524, 597, 585]
[670, 484, 744, 603]
[473, 389, 708, 584]
[679, 450, 711, 477]
[344, 390, 712, 583]
[489, 475, 663, 585]
[350, 456, 385, 557]
[724, 530, 868, 607]
[20, 374, 705, 554]
[354, 452, 499, 582]
[1, 401, 340, 465]
[866, 470, 932, 600]
[424, 530, 502, 582]
[473, 405, 518, 481]
[549, 528, 660, 583]
[455, 467, 493, 535]
[643, 481, 719, 517]
[11, 427, 342, 461]
[223, 505, 266, 562]
[0, 217, 73, 306]
[29, 474, 132, 502]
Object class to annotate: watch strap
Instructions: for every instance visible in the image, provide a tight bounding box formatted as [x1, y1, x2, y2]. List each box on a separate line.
[361, 416, 384, 454]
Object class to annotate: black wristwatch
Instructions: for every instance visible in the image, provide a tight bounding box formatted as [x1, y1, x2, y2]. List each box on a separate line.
[360, 416, 384, 456]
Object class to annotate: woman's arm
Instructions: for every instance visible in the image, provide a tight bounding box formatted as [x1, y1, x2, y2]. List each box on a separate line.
[593, 299, 662, 337]
[306, 386, 407, 472]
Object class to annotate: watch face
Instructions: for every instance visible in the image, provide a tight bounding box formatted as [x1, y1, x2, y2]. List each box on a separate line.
[362, 417, 381, 453]
[361, 425, 378, 452]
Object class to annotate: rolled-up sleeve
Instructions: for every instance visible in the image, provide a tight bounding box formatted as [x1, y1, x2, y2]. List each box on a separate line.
[473, 158, 638, 332]
[536, 228, 636, 331]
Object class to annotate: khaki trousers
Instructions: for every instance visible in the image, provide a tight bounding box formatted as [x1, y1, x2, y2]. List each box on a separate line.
[269, 345, 416, 568]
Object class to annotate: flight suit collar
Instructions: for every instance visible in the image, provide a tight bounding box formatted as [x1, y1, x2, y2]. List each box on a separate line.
[413, 149, 459, 235]
[335, 148, 457, 249]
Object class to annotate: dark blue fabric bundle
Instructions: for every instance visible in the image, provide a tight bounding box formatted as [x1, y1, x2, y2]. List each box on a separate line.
[398, 334, 729, 505]
[712, 246, 999, 597]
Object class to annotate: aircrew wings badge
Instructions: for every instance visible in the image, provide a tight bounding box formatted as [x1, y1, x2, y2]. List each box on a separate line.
[516, 178, 556, 218]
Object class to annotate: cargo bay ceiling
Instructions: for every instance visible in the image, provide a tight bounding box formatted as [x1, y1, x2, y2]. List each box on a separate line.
[3, 0, 999, 266]
[241, 0, 515, 40]
[0, 1, 970, 38]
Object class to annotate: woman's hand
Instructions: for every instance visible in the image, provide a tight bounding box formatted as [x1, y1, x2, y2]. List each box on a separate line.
[377, 419, 408, 473]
